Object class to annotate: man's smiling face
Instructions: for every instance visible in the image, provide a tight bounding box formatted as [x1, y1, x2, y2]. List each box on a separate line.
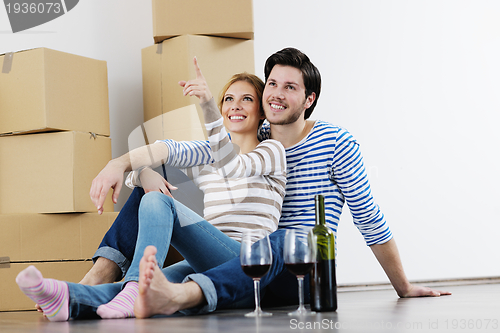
[263, 65, 314, 126]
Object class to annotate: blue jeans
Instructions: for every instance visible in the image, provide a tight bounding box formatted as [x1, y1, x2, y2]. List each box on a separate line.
[67, 192, 241, 319]
[93, 188, 305, 315]
[94, 187, 145, 278]
[185, 229, 308, 314]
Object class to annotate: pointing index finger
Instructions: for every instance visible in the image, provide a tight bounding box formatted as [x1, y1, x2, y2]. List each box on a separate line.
[193, 56, 204, 80]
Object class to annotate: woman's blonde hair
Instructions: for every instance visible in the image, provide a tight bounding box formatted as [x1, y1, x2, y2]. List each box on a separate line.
[217, 73, 265, 127]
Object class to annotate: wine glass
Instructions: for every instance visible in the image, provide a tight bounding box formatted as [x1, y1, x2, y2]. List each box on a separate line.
[240, 229, 273, 317]
[284, 229, 316, 316]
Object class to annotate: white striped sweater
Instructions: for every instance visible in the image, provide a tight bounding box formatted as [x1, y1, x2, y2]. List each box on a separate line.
[130, 99, 287, 242]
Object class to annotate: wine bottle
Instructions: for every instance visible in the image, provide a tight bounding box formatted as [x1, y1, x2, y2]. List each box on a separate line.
[309, 194, 337, 312]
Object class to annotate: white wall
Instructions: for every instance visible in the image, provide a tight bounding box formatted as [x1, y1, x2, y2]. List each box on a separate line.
[253, 0, 500, 285]
[1, 0, 499, 285]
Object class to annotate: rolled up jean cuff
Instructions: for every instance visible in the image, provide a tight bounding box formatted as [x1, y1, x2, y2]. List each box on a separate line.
[93, 246, 131, 281]
[180, 273, 217, 315]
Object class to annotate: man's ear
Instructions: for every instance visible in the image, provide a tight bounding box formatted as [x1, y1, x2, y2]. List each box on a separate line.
[305, 92, 316, 109]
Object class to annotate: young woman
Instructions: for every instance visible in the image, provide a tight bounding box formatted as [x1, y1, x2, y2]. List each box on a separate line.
[16, 59, 286, 321]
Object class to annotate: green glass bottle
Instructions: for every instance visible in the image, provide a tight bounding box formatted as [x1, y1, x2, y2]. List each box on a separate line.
[309, 194, 337, 312]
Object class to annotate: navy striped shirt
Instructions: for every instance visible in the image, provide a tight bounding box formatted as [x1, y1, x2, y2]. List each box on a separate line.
[260, 120, 392, 246]
[161, 120, 392, 246]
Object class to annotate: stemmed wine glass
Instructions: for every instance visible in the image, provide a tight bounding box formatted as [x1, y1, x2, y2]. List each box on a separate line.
[284, 229, 316, 316]
[240, 229, 273, 317]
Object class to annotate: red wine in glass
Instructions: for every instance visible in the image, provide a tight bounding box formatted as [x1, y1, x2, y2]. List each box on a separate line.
[285, 262, 314, 277]
[240, 229, 273, 317]
[242, 264, 271, 279]
[284, 229, 316, 316]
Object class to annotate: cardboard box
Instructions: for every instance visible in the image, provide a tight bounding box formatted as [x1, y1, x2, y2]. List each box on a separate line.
[0, 212, 118, 262]
[0, 261, 93, 311]
[142, 35, 254, 123]
[152, 0, 254, 43]
[0, 48, 110, 136]
[0, 131, 113, 214]
[128, 104, 206, 150]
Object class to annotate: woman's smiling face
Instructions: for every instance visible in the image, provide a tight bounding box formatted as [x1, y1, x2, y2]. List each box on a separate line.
[221, 80, 263, 135]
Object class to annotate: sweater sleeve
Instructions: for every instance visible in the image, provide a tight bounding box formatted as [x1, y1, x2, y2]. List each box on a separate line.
[159, 139, 213, 168]
[332, 128, 393, 246]
[125, 139, 212, 189]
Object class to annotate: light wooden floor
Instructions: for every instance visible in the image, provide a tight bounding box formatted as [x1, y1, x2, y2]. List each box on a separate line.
[1, 282, 499, 332]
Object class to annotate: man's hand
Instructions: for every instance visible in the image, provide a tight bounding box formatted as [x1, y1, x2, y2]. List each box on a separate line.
[370, 239, 451, 298]
[398, 284, 452, 298]
[139, 167, 177, 198]
[90, 159, 127, 214]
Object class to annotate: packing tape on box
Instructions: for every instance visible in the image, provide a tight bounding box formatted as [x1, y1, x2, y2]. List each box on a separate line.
[0, 257, 10, 269]
[156, 43, 163, 54]
[89, 132, 97, 140]
[2, 52, 14, 74]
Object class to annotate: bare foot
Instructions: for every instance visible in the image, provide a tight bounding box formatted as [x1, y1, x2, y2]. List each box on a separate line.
[79, 257, 121, 285]
[134, 246, 204, 319]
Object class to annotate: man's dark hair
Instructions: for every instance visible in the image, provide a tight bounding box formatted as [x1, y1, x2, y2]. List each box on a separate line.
[264, 47, 321, 119]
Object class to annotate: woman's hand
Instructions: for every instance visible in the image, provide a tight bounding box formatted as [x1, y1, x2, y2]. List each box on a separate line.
[139, 167, 177, 198]
[179, 57, 213, 103]
[90, 159, 127, 214]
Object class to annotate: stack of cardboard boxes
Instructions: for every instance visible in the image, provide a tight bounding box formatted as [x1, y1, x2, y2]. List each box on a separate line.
[132, 0, 256, 266]
[0, 0, 255, 312]
[141, 0, 256, 142]
[0, 48, 118, 311]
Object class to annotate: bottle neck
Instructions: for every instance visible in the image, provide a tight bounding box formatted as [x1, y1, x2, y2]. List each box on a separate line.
[315, 195, 326, 226]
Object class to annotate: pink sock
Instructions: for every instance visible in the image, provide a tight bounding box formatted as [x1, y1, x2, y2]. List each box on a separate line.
[16, 266, 69, 322]
[96, 281, 138, 319]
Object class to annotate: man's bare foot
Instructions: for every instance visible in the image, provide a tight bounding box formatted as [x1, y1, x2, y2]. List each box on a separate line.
[134, 246, 205, 319]
[79, 257, 121, 285]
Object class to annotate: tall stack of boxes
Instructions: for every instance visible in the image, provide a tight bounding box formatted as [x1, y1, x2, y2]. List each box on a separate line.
[135, 0, 256, 264]
[141, 0, 256, 141]
[0, 0, 256, 311]
[0, 48, 118, 311]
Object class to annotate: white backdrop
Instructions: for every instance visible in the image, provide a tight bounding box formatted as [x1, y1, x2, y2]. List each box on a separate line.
[1, 0, 499, 286]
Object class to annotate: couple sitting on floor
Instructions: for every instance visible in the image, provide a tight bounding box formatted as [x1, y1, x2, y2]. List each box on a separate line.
[17, 47, 449, 321]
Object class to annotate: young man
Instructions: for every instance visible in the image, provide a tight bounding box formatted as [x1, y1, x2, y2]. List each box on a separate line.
[87, 48, 450, 317]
